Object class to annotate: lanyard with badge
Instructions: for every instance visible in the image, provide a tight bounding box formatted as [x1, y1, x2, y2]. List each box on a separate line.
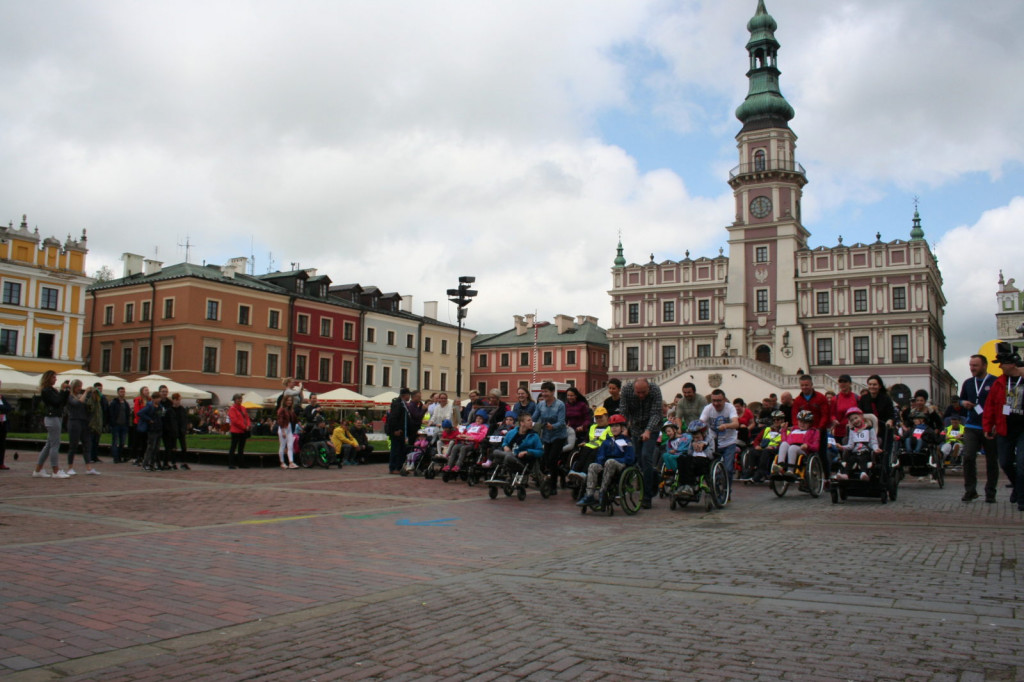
[973, 376, 989, 415]
[1004, 376, 1022, 416]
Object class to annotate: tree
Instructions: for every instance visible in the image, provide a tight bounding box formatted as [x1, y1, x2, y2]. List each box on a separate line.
[92, 265, 114, 282]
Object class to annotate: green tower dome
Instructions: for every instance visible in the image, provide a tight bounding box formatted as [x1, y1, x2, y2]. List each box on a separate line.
[735, 0, 795, 131]
[613, 240, 626, 268]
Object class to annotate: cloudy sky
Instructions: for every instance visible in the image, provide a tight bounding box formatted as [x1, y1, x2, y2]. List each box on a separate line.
[2, 0, 1021, 383]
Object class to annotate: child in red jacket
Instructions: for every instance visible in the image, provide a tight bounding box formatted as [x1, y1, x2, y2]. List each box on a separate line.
[772, 410, 819, 474]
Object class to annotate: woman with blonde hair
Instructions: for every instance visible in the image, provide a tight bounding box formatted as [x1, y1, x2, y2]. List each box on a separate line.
[33, 370, 70, 478]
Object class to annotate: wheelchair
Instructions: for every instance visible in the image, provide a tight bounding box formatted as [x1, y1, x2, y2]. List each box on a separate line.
[893, 431, 945, 488]
[484, 454, 550, 501]
[831, 442, 899, 504]
[660, 453, 729, 512]
[296, 424, 341, 469]
[578, 463, 644, 516]
[769, 447, 824, 498]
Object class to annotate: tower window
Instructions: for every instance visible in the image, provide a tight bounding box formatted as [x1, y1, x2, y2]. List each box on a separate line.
[892, 287, 907, 311]
[627, 303, 639, 324]
[755, 246, 768, 263]
[756, 289, 769, 313]
[816, 292, 830, 315]
[754, 149, 766, 172]
[854, 289, 868, 313]
[816, 338, 833, 366]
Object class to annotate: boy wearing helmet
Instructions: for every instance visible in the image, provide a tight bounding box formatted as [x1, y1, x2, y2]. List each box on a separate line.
[750, 411, 787, 483]
[772, 410, 820, 474]
[566, 406, 612, 485]
[576, 414, 634, 508]
[672, 419, 711, 497]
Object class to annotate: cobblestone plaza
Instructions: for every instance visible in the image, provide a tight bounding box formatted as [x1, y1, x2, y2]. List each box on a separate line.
[1, 464, 1021, 681]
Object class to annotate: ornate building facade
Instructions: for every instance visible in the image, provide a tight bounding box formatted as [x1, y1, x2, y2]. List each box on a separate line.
[996, 271, 1024, 348]
[606, 1, 950, 404]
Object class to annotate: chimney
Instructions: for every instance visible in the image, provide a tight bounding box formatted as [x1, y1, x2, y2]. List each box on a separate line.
[144, 259, 163, 275]
[401, 295, 412, 313]
[514, 315, 526, 335]
[221, 256, 249, 278]
[423, 301, 438, 319]
[555, 314, 577, 334]
[576, 315, 598, 326]
[122, 253, 144, 277]
[525, 313, 536, 329]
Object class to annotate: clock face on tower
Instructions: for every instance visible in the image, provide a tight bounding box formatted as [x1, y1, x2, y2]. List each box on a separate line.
[750, 196, 772, 219]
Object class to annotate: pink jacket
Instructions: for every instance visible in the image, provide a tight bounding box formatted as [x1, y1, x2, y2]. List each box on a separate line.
[782, 427, 819, 451]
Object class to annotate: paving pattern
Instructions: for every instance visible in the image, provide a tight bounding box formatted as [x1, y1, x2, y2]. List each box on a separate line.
[1, 460, 1021, 681]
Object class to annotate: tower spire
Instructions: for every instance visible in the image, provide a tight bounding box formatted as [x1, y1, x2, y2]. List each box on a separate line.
[613, 237, 626, 268]
[909, 201, 925, 241]
[735, 0, 795, 132]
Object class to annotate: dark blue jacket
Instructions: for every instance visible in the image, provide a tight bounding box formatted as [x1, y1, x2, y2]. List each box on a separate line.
[137, 400, 164, 434]
[594, 434, 636, 467]
[959, 374, 995, 431]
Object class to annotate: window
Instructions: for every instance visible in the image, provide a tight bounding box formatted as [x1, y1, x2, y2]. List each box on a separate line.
[365, 365, 375, 385]
[0, 329, 18, 355]
[140, 300, 151, 321]
[543, 351, 553, 366]
[628, 303, 639, 324]
[892, 286, 907, 311]
[698, 300, 710, 321]
[382, 366, 391, 387]
[236, 350, 250, 376]
[697, 344, 711, 358]
[440, 339, 448, 355]
[36, 333, 54, 359]
[892, 335, 909, 363]
[2, 281, 22, 305]
[161, 344, 172, 371]
[406, 334, 414, 349]
[125, 303, 135, 323]
[104, 305, 114, 325]
[816, 292, 830, 315]
[163, 298, 174, 319]
[268, 309, 280, 329]
[319, 357, 331, 382]
[321, 318, 332, 337]
[520, 351, 529, 366]
[477, 382, 487, 395]
[122, 347, 133, 372]
[756, 289, 769, 313]
[238, 305, 251, 325]
[854, 289, 868, 313]
[424, 337, 432, 352]
[440, 372, 448, 391]
[40, 287, 59, 310]
[100, 347, 111, 373]
[343, 321, 354, 341]
[138, 346, 149, 372]
[662, 345, 676, 370]
[499, 381, 509, 396]
[755, 246, 768, 263]
[816, 338, 833, 365]
[566, 350, 577, 365]
[206, 300, 219, 321]
[366, 327, 376, 343]
[386, 330, 396, 346]
[342, 360, 352, 384]
[400, 368, 408, 387]
[297, 314, 310, 334]
[626, 346, 639, 372]
[500, 353, 510, 367]
[853, 336, 870, 364]
[663, 301, 675, 323]
[423, 370, 431, 390]
[295, 278, 304, 294]
[266, 353, 279, 378]
[202, 347, 217, 373]
[479, 353, 489, 368]
[295, 355, 307, 380]
[518, 380, 529, 391]
[754, 149, 766, 171]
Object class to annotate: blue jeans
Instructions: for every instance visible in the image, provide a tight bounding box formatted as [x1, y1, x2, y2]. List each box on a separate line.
[111, 425, 128, 462]
[718, 443, 738, 486]
[996, 429, 1024, 506]
[631, 434, 658, 502]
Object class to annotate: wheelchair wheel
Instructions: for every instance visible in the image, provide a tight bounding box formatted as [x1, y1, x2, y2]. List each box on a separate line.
[618, 467, 643, 515]
[740, 448, 757, 481]
[424, 467, 436, 480]
[830, 486, 839, 504]
[298, 444, 317, 468]
[935, 462, 945, 489]
[466, 469, 478, 487]
[488, 485, 498, 500]
[770, 477, 789, 497]
[710, 459, 728, 509]
[504, 483, 513, 497]
[517, 487, 526, 501]
[805, 454, 824, 498]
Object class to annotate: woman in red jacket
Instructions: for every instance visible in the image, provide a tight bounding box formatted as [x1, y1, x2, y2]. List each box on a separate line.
[982, 343, 1024, 510]
[227, 393, 252, 470]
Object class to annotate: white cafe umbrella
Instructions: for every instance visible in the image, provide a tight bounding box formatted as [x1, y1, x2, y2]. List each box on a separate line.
[125, 374, 212, 401]
[0, 363, 38, 395]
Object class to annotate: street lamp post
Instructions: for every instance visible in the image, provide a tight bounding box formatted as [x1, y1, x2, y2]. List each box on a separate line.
[447, 276, 477, 399]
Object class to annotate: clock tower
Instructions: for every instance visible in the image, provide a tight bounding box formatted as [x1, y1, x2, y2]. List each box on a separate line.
[722, 0, 809, 372]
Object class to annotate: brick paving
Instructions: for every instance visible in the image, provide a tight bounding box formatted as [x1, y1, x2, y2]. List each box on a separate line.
[1, 459, 1021, 680]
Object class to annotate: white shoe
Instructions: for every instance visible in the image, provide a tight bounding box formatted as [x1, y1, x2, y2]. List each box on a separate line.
[86, 469, 101, 475]
[53, 470, 71, 479]
[32, 470, 52, 478]
[66, 468, 77, 476]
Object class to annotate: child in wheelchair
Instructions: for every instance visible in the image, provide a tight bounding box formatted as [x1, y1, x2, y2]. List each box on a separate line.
[566, 407, 612, 486]
[444, 409, 490, 474]
[834, 407, 882, 481]
[748, 411, 786, 483]
[771, 410, 819, 475]
[576, 414, 634, 508]
[671, 419, 712, 498]
[480, 411, 517, 468]
[901, 411, 934, 458]
[659, 421, 692, 494]
[940, 414, 964, 467]
[402, 430, 431, 475]
[496, 413, 543, 476]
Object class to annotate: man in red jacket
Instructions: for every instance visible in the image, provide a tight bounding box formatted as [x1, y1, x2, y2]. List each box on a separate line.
[829, 374, 860, 442]
[794, 375, 830, 475]
[982, 343, 1024, 511]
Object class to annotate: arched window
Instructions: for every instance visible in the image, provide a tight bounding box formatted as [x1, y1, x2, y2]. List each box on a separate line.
[756, 345, 771, 364]
[754, 149, 766, 172]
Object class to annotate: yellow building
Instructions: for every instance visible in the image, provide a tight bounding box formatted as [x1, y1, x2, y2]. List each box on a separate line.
[0, 215, 91, 373]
